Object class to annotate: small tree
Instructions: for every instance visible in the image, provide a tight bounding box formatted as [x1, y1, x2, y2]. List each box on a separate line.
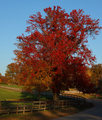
[91, 64, 102, 91]
[0, 73, 8, 84]
[14, 6, 101, 99]
[5, 63, 19, 84]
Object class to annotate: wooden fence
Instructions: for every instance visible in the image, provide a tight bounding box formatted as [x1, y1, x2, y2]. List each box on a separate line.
[0, 99, 87, 115]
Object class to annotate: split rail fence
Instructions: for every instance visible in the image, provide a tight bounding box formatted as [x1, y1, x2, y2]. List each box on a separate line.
[0, 98, 86, 115]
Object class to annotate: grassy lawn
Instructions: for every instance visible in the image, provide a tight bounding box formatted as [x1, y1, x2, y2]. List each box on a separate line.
[0, 87, 22, 101]
[0, 83, 102, 101]
[0, 87, 52, 101]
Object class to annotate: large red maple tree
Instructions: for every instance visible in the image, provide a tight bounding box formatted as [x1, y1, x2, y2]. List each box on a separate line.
[14, 6, 101, 99]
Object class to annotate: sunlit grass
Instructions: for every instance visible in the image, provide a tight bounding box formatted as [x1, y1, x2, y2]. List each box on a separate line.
[0, 88, 22, 101]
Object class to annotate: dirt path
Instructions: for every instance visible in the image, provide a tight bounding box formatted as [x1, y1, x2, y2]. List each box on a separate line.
[0, 85, 22, 92]
[53, 99, 102, 120]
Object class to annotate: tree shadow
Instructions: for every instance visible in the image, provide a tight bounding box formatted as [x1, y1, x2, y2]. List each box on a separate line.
[20, 91, 38, 101]
[20, 91, 53, 101]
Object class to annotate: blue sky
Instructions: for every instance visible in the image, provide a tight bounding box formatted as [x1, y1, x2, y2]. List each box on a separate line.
[0, 0, 102, 75]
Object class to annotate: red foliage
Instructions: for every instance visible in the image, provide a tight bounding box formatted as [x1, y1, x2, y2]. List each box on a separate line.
[14, 6, 101, 93]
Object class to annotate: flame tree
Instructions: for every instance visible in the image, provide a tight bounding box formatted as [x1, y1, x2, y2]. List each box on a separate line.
[14, 6, 101, 99]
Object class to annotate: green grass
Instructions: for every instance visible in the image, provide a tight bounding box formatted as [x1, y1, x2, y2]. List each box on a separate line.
[1, 83, 102, 101]
[0, 87, 52, 101]
[0, 87, 22, 101]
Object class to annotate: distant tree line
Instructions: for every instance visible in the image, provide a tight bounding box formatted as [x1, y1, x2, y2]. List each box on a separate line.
[0, 63, 102, 94]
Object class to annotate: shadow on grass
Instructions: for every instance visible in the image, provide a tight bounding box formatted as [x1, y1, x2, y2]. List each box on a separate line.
[20, 91, 53, 101]
[0, 109, 79, 120]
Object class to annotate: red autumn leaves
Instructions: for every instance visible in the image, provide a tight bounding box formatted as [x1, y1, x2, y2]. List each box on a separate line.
[14, 6, 101, 93]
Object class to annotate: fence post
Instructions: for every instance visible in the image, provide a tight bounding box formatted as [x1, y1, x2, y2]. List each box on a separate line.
[31, 103, 33, 113]
[16, 105, 18, 114]
[23, 105, 25, 114]
[0, 101, 1, 114]
[0, 101, 1, 109]
[44, 101, 46, 111]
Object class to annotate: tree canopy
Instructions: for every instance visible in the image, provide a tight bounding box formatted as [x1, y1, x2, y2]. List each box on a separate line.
[14, 6, 101, 97]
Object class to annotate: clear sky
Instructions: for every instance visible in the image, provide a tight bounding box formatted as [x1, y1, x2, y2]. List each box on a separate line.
[0, 0, 102, 75]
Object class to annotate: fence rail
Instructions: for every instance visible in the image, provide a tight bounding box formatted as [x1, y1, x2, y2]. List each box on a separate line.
[0, 98, 87, 115]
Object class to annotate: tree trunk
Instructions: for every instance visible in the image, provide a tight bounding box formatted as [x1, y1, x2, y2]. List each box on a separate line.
[53, 93, 59, 100]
